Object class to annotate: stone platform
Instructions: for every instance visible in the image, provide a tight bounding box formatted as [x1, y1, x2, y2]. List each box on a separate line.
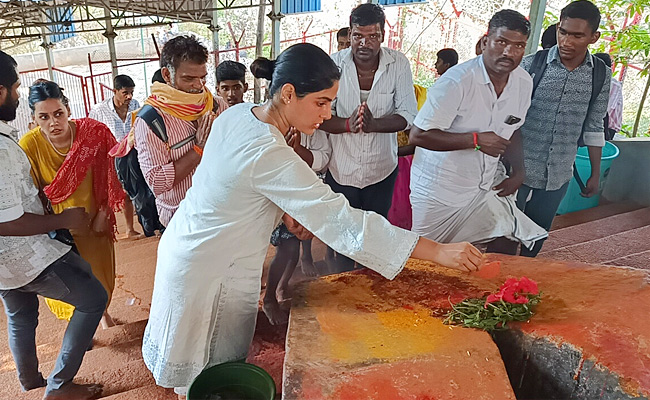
[284, 254, 650, 399]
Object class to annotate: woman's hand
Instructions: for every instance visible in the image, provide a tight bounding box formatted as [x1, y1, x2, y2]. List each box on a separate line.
[91, 208, 110, 234]
[410, 237, 483, 272]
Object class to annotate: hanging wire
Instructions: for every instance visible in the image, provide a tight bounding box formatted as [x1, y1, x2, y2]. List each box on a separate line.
[404, 0, 450, 54]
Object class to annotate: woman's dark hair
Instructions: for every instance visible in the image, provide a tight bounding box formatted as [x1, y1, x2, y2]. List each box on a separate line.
[541, 23, 558, 49]
[28, 81, 69, 111]
[160, 35, 208, 71]
[250, 43, 341, 98]
[350, 3, 385, 32]
[487, 9, 531, 38]
[560, 0, 601, 33]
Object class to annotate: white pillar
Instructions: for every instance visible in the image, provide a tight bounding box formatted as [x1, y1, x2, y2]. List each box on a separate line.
[103, 10, 119, 80]
[526, 0, 546, 55]
[211, 0, 221, 67]
[269, 0, 283, 59]
[40, 29, 55, 81]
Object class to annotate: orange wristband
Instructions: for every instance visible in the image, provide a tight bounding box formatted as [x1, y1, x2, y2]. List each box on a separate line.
[193, 144, 203, 157]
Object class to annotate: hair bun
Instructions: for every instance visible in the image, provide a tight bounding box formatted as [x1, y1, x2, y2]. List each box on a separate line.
[250, 58, 275, 80]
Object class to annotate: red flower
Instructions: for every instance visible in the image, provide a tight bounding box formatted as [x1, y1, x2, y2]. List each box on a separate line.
[484, 276, 538, 308]
[518, 276, 539, 295]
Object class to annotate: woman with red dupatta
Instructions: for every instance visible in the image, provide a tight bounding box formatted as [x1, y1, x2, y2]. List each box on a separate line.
[20, 81, 124, 329]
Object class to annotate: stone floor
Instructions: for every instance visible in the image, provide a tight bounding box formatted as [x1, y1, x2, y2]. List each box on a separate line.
[0, 201, 648, 399]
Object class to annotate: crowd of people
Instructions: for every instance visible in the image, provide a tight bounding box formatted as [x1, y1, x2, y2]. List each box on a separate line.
[0, 0, 621, 398]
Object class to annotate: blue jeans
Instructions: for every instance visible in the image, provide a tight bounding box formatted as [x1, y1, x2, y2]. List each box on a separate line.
[0, 251, 107, 394]
[516, 182, 570, 257]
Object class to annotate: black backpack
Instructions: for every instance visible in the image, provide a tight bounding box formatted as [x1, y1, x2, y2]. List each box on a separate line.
[528, 49, 608, 192]
[137, 105, 196, 149]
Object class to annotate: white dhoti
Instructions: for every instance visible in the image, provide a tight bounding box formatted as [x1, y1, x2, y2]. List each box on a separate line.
[410, 167, 548, 250]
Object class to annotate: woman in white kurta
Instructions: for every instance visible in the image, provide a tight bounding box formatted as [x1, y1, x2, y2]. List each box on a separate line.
[142, 43, 483, 394]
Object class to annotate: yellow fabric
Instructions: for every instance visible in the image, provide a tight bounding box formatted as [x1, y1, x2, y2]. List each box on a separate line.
[121, 82, 215, 155]
[397, 84, 429, 147]
[414, 84, 428, 111]
[19, 126, 114, 321]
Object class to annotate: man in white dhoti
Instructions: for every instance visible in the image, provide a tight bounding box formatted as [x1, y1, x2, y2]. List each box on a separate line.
[409, 10, 548, 255]
[142, 43, 483, 399]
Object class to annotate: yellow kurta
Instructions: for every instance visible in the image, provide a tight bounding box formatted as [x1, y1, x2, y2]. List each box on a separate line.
[19, 126, 115, 321]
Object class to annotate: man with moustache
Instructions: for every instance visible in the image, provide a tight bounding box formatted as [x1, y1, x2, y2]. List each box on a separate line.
[319, 3, 418, 272]
[517, 0, 610, 257]
[0, 50, 107, 400]
[133, 35, 220, 227]
[409, 10, 547, 255]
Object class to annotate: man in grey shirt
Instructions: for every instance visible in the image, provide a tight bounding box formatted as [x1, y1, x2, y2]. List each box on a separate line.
[517, 0, 610, 257]
[0, 50, 107, 400]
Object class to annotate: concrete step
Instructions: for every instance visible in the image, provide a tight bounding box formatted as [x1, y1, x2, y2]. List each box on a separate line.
[541, 207, 650, 253]
[0, 337, 145, 398]
[607, 250, 650, 270]
[550, 201, 642, 231]
[101, 383, 177, 399]
[539, 224, 650, 265]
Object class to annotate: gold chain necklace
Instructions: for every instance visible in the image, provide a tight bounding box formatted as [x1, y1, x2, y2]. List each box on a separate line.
[44, 122, 74, 157]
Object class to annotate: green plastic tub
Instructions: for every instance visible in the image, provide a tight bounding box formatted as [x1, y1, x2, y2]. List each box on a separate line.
[187, 362, 276, 400]
[556, 141, 619, 215]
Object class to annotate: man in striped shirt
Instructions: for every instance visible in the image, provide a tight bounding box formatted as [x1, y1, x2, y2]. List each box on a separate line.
[319, 3, 418, 272]
[134, 36, 223, 227]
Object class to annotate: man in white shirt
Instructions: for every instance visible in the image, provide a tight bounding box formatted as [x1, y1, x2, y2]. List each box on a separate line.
[319, 3, 418, 271]
[0, 50, 107, 400]
[89, 74, 141, 238]
[409, 10, 547, 254]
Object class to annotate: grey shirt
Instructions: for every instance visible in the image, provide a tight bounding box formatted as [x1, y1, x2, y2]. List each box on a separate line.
[520, 45, 610, 191]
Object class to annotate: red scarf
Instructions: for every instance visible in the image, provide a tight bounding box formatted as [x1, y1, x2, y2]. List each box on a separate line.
[44, 118, 125, 238]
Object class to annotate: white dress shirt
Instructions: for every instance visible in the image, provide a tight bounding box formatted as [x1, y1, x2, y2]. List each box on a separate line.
[88, 97, 140, 141]
[328, 47, 418, 188]
[411, 56, 532, 208]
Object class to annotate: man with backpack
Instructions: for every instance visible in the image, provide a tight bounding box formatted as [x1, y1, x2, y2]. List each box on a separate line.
[517, 0, 611, 257]
[133, 35, 224, 227]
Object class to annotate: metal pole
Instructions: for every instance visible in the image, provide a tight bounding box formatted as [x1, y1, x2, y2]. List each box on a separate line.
[526, 0, 546, 55]
[254, 0, 266, 103]
[40, 29, 55, 81]
[211, 0, 221, 67]
[103, 8, 118, 79]
[268, 0, 283, 59]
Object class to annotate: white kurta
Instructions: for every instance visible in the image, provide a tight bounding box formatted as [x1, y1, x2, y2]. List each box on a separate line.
[142, 103, 419, 388]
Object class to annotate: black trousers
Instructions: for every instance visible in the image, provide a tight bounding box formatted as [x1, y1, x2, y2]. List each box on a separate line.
[115, 150, 164, 236]
[324, 168, 399, 272]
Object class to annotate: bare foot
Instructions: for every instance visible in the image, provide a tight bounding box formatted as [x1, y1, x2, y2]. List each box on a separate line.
[177, 395, 186, 400]
[276, 287, 292, 303]
[43, 382, 103, 399]
[300, 258, 318, 277]
[262, 299, 288, 325]
[100, 312, 115, 329]
[126, 229, 143, 239]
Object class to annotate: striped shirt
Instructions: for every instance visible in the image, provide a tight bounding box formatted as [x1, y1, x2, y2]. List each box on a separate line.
[520, 46, 611, 191]
[88, 97, 140, 141]
[327, 47, 418, 188]
[134, 112, 198, 227]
